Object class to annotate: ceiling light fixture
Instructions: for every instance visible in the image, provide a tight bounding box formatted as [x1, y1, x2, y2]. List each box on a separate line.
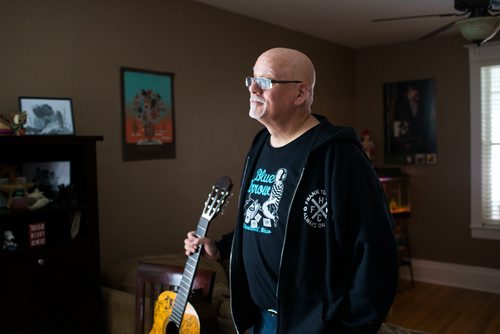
[455, 8, 500, 46]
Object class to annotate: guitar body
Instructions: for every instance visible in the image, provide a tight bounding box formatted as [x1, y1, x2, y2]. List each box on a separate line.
[149, 291, 200, 334]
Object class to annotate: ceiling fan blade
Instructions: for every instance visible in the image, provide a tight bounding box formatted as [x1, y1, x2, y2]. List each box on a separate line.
[372, 13, 460, 22]
[419, 20, 458, 39]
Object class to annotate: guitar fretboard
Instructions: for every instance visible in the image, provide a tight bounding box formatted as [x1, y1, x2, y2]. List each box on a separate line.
[169, 218, 209, 326]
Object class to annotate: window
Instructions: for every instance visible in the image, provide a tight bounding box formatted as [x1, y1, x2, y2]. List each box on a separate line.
[469, 42, 500, 240]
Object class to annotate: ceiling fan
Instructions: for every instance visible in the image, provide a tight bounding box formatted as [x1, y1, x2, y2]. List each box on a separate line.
[373, 0, 500, 46]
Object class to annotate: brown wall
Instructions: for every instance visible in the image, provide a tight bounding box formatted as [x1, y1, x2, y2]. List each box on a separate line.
[356, 35, 500, 269]
[0, 0, 355, 267]
[5, 0, 496, 271]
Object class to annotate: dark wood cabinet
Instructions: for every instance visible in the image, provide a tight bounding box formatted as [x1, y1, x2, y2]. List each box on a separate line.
[0, 136, 103, 333]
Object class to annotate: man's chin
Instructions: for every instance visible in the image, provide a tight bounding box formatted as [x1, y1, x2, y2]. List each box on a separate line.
[249, 106, 265, 120]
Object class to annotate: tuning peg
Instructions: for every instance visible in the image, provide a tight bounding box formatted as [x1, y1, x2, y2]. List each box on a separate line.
[220, 193, 235, 216]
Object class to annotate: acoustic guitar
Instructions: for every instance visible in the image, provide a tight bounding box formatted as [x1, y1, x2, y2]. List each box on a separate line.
[149, 176, 233, 334]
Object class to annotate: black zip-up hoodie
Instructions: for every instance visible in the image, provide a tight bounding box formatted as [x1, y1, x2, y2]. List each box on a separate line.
[216, 115, 398, 333]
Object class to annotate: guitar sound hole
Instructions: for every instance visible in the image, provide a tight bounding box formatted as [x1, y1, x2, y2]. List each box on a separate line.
[165, 320, 179, 334]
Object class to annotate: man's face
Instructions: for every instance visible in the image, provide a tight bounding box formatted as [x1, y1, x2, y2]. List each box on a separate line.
[407, 87, 419, 103]
[248, 56, 297, 121]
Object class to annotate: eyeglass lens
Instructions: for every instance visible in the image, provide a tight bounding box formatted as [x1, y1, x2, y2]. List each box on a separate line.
[245, 77, 272, 89]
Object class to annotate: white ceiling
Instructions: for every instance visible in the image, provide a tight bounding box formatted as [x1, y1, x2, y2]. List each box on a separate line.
[193, 0, 465, 49]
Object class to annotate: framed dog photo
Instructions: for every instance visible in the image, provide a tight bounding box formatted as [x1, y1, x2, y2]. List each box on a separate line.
[18, 97, 75, 135]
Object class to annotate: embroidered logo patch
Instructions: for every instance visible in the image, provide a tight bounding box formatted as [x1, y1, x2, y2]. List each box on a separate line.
[303, 189, 327, 228]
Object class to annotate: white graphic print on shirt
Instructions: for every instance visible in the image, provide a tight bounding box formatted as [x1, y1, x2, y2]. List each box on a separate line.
[244, 168, 287, 233]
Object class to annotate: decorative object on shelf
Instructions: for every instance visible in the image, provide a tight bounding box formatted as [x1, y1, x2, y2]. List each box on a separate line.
[383, 79, 437, 165]
[360, 129, 375, 162]
[56, 184, 77, 204]
[0, 164, 34, 209]
[18, 96, 75, 135]
[121, 67, 176, 161]
[28, 223, 46, 247]
[0, 164, 20, 182]
[3, 230, 17, 251]
[10, 188, 51, 211]
[27, 188, 51, 210]
[70, 210, 82, 239]
[0, 113, 14, 136]
[10, 110, 27, 136]
[0, 183, 34, 209]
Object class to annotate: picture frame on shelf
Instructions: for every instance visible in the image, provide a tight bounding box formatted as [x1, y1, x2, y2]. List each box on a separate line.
[18, 97, 75, 135]
[120, 67, 176, 161]
[22, 161, 71, 198]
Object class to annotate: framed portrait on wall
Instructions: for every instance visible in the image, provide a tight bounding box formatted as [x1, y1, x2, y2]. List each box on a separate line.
[383, 79, 437, 165]
[121, 67, 175, 161]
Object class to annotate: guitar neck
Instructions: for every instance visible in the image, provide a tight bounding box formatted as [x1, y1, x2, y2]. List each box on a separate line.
[169, 217, 210, 327]
[167, 175, 232, 328]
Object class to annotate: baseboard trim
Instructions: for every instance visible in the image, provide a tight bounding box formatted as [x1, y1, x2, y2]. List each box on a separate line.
[399, 258, 500, 294]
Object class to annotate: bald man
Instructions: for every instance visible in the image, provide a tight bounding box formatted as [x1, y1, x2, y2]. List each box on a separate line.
[185, 48, 398, 333]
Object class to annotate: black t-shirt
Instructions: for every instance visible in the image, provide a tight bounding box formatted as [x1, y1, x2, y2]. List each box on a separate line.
[242, 126, 317, 309]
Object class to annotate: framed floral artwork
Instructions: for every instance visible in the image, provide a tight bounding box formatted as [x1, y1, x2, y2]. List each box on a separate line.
[120, 67, 175, 160]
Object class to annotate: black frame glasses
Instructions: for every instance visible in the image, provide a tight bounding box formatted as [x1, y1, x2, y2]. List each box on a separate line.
[245, 77, 303, 90]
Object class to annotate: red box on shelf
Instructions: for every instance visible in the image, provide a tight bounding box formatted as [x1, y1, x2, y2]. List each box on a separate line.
[29, 223, 46, 247]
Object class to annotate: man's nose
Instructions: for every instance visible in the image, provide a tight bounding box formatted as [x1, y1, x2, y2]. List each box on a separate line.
[249, 81, 262, 95]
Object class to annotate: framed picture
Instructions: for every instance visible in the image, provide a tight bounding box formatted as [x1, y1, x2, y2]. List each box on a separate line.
[18, 97, 75, 135]
[121, 67, 175, 161]
[22, 161, 71, 198]
[383, 79, 437, 165]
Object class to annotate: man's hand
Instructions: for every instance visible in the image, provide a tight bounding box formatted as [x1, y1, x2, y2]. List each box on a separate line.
[184, 231, 220, 261]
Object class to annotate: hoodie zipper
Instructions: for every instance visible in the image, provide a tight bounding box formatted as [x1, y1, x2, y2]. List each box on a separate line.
[274, 166, 305, 333]
[229, 156, 251, 334]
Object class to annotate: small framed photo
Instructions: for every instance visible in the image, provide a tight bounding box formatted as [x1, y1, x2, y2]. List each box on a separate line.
[415, 153, 426, 165]
[18, 97, 75, 135]
[22, 161, 71, 198]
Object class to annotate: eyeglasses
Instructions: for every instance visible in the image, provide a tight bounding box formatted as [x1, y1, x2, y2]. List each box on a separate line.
[245, 77, 303, 90]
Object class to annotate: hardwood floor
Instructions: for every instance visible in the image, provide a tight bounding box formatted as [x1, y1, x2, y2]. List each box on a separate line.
[386, 281, 500, 334]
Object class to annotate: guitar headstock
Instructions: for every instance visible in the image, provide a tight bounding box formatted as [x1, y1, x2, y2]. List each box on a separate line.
[202, 176, 233, 221]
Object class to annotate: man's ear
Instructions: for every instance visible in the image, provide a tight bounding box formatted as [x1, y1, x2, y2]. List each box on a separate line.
[294, 84, 309, 106]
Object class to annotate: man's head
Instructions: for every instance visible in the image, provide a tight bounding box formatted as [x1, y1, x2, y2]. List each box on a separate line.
[407, 85, 419, 103]
[247, 48, 316, 122]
